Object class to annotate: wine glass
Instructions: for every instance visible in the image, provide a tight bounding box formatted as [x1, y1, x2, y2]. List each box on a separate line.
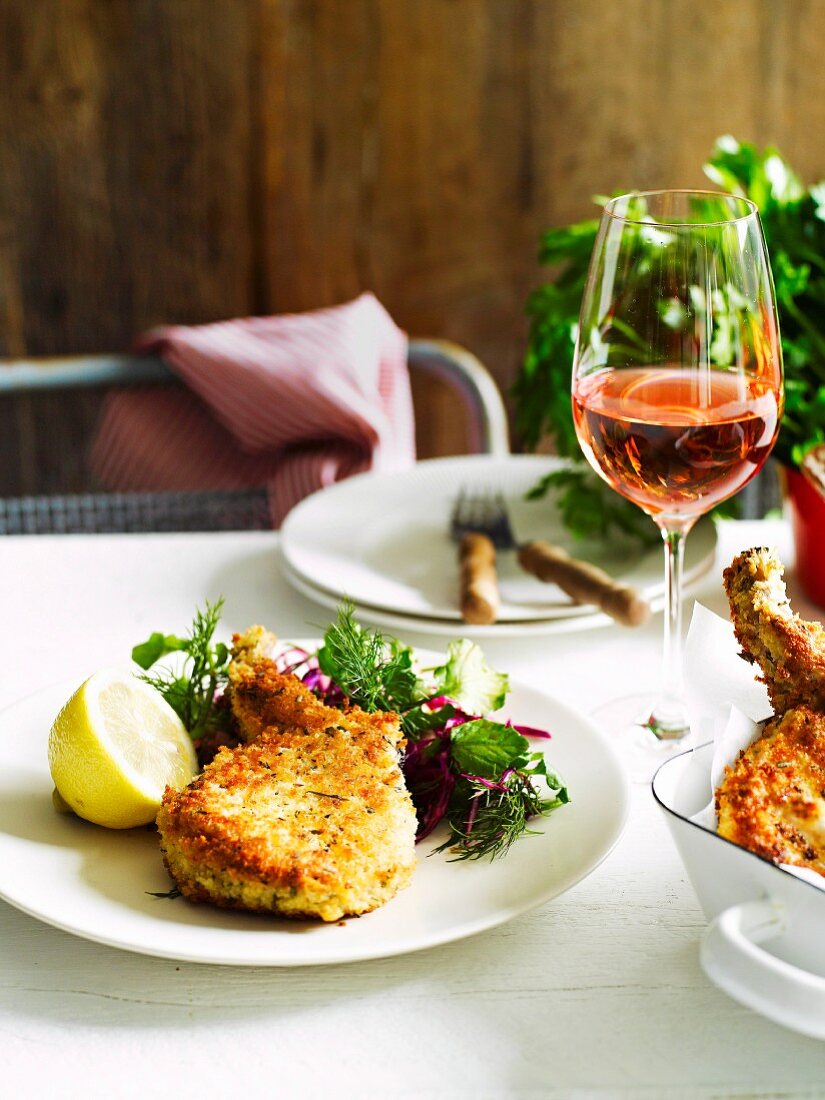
[572, 189, 783, 753]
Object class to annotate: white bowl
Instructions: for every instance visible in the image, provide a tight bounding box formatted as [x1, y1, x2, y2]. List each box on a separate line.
[653, 742, 825, 1039]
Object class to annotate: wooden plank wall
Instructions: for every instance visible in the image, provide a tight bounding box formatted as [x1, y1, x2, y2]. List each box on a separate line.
[2, 0, 824, 493]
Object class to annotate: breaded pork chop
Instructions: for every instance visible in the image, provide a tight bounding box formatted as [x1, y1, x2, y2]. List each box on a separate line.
[723, 547, 825, 714]
[717, 706, 825, 876]
[157, 627, 418, 921]
[157, 710, 418, 921]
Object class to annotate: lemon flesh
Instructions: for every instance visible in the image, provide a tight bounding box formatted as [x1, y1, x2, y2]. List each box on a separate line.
[48, 670, 198, 829]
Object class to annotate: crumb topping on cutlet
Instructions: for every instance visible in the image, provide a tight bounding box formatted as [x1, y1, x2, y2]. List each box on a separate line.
[717, 706, 825, 874]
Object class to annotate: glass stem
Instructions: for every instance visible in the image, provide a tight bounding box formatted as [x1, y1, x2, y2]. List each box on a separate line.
[648, 524, 690, 740]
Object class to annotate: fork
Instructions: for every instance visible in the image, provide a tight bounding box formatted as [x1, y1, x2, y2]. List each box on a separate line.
[451, 488, 651, 627]
[450, 490, 503, 625]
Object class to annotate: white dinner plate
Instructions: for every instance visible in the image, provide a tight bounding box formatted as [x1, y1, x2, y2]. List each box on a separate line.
[0, 674, 629, 966]
[280, 455, 718, 625]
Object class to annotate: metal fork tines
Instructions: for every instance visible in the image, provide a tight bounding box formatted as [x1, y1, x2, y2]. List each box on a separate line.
[450, 488, 516, 549]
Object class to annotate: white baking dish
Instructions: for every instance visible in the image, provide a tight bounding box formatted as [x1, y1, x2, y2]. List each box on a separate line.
[653, 741, 825, 1039]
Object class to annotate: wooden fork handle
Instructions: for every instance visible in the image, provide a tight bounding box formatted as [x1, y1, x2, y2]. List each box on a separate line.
[518, 540, 651, 627]
[459, 532, 500, 625]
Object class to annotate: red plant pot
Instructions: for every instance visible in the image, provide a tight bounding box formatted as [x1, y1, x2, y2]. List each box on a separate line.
[786, 467, 825, 609]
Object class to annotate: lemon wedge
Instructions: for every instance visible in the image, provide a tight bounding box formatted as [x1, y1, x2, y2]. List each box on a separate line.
[48, 669, 198, 829]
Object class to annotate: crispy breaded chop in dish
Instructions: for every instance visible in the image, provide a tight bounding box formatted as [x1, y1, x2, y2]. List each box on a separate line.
[723, 547, 825, 714]
[717, 706, 825, 875]
[156, 627, 418, 921]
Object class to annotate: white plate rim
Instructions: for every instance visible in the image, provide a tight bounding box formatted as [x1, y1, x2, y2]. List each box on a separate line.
[0, 671, 630, 966]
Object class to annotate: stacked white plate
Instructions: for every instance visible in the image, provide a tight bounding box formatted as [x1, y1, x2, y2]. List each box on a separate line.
[279, 455, 718, 637]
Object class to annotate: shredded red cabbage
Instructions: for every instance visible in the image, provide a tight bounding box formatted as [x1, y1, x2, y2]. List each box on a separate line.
[459, 767, 517, 792]
[402, 733, 456, 840]
[508, 722, 552, 741]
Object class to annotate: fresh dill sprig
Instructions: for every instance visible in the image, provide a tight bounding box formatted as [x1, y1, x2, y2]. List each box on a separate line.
[317, 602, 423, 716]
[132, 598, 230, 740]
[433, 767, 568, 862]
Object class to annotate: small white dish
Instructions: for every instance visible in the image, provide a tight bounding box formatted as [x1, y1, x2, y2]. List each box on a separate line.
[0, 673, 629, 966]
[654, 744, 825, 1039]
[280, 455, 717, 627]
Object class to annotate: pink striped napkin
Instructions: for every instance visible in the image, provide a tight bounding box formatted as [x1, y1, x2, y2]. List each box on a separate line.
[91, 293, 415, 525]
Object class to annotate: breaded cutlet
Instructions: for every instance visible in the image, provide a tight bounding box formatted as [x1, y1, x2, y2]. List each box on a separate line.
[156, 627, 418, 921]
[157, 719, 417, 921]
[717, 706, 825, 876]
[723, 547, 825, 714]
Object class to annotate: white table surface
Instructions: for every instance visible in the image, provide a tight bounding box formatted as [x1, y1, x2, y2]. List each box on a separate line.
[2, 517, 824, 1099]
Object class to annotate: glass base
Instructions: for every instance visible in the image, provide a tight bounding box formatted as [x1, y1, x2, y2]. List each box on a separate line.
[590, 692, 692, 782]
[644, 698, 690, 742]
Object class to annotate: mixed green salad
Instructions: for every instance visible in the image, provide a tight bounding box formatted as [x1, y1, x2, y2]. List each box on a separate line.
[132, 601, 569, 862]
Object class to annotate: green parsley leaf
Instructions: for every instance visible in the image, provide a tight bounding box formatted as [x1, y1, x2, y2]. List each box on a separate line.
[134, 599, 230, 740]
[525, 752, 570, 803]
[131, 632, 187, 669]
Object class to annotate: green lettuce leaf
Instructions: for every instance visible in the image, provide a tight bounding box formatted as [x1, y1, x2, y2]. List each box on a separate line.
[431, 640, 509, 715]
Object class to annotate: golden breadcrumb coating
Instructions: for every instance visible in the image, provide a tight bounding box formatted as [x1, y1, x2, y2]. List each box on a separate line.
[157, 627, 418, 921]
[717, 706, 825, 875]
[723, 547, 825, 714]
[227, 625, 347, 743]
[230, 624, 278, 667]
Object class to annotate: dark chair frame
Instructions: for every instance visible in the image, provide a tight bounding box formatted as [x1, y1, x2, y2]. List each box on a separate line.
[0, 339, 510, 534]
